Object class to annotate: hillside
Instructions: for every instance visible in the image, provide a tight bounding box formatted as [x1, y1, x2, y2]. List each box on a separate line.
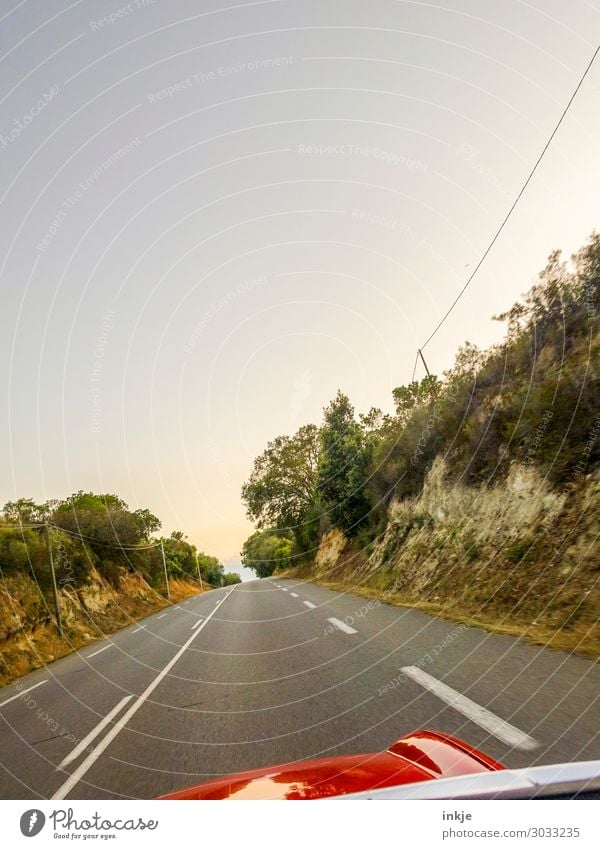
[289, 459, 599, 655]
[241, 233, 600, 656]
[0, 566, 202, 688]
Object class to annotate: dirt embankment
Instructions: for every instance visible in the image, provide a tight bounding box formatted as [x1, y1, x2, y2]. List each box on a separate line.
[288, 458, 600, 657]
[0, 568, 205, 687]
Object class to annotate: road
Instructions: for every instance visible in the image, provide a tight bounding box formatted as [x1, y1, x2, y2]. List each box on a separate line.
[0, 577, 598, 799]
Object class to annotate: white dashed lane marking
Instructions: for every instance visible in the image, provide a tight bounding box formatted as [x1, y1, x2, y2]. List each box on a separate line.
[87, 645, 113, 658]
[400, 666, 539, 752]
[327, 617, 358, 635]
[0, 680, 47, 708]
[303, 601, 316, 609]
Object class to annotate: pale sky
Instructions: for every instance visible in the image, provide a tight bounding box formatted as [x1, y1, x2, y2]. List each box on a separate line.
[1, 0, 599, 562]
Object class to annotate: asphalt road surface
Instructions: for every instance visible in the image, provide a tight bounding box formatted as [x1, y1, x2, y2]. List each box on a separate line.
[0, 578, 598, 799]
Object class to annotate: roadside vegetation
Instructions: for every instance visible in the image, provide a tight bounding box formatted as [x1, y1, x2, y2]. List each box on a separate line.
[0, 493, 239, 685]
[241, 233, 600, 655]
[0, 492, 239, 592]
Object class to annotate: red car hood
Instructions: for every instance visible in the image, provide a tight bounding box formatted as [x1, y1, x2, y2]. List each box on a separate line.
[159, 730, 505, 800]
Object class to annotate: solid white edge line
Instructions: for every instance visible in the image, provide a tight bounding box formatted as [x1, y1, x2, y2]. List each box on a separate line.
[303, 601, 316, 609]
[157, 614, 167, 619]
[0, 679, 48, 708]
[190, 618, 204, 629]
[290, 592, 299, 597]
[57, 695, 134, 769]
[400, 666, 539, 752]
[327, 617, 358, 635]
[131, 625, 146, 633]
[51, 587, 236, 800]
[87, 645, 113, 658]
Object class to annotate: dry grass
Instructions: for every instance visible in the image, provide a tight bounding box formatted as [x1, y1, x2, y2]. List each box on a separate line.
[304, 577, 600, 659]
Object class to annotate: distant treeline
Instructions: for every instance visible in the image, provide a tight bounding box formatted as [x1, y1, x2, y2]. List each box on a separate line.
[241, 233, 599, 577]
[0, 492, 240, 592]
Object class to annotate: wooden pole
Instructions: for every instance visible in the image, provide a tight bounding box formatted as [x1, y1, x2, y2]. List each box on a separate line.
[160, 539, 171, 600]
[418, 348, 432, 377]
[44, 524, 63, 637]
[195, 552, 203, 591]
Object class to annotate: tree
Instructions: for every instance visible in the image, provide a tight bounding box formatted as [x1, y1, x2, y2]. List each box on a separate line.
[134, 508, 161, 540]
[51, 492, 144, 547]
[241, 530, 295, 578]
[241, 423, 320, 542]
[159, 535, 229, 587]
[572, 231, 600, 312]
[161, 534, 197, 579]
[49, 492, 162, 585]
[392, 375, 439, 425]
[0, 490, 226, 591]
[195, 551, 226, 586]
[2, 498, 50, 524]
[316, 392, 372, 536]
[223, 572, 242, 585]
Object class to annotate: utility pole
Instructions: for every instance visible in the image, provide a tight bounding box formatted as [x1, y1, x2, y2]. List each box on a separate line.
[418, 348, 432, 378]
[44, 524, 63, 638]
[195, 552, 203, 591]
[160, 539, 171, 600]
[418, 348, 438, 400]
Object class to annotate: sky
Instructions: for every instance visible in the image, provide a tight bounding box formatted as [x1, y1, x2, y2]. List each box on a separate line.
[1, 0, 599, 567]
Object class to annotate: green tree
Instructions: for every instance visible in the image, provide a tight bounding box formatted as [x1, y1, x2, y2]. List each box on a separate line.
[161, 533, 197, 579]
[195, 551, 226, 586]
[392, 375, 439, 425]
[50, 492, 160, 586]
[241, 423, 320, 544]
[241, 529, 295, 578]
[159, 534, 228, 587]
[316, 392, 372, 536]
[0, 525, 47, 574]
[2, 498, 50, 524]
[134, 508, 161, 541]
[223, 572, 242, 585]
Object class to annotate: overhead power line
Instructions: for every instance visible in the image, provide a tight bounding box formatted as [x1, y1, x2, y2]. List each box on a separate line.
[410, 350, 420, 382]
[52, 524, 162, 550]
[418, 41, 600, 355]
[0, 521, 161, 550]
[0, 522, 46, 528]
[1, 519, 181, 556]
